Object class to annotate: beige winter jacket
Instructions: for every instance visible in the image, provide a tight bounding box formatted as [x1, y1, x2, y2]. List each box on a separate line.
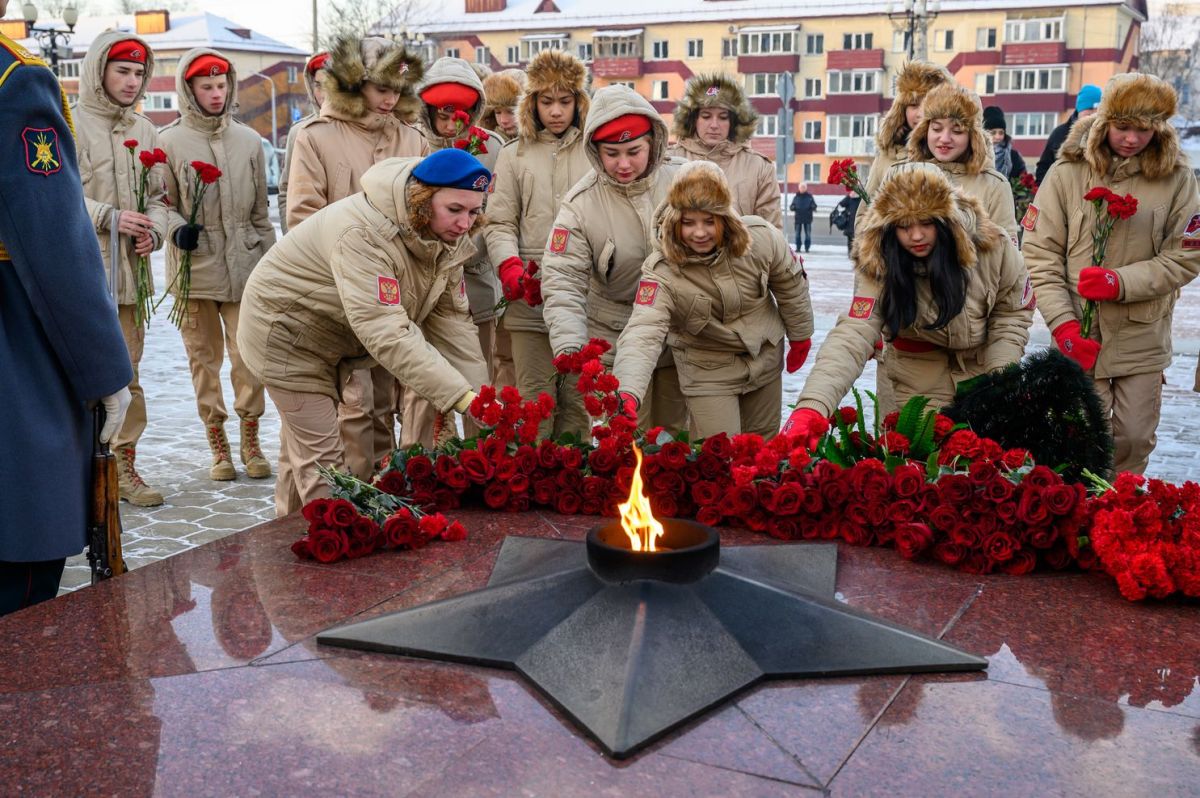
[159, 48, 276, 303]
[797, 180, 1032, 417]
[541, 86, 682, 357]
[72, 30, 168, 304]
[238, 157, 488, 410]
[666, 138, 781, 230]
[285, 83, 430, 231]
[615, 219, 812, 401]
[278, 65, 322, 235]
[1022, 116, 1200, 379]
[418, 57, 502, 324]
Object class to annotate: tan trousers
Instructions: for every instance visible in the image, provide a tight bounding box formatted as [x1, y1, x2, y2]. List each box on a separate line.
[687, 377, 782, 440]
[508, 324, 590, 440]
[335, 369, 375, 480]
[178, 299, 264, 427]
[640, 363, 689, 435]
[112, 304, 147, 450]
[399, 388, 440, 449]
[1094, 371, 1163, 475]
[463, 319, 499, 439]
[266, 385, 342, 517]
[493, 319, 516, 389]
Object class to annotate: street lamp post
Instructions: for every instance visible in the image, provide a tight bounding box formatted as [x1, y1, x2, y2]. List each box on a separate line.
[21, 2, 78, 77]
[887, 0, 940, 61]
[251, 72, 278, 148]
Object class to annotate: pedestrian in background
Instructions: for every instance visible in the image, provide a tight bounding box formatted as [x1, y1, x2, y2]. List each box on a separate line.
[1036, 84, 1101, 185]
[790, 183, 817, 253]
[983, 105, 1027, 181]
[832, 192, 861, 254]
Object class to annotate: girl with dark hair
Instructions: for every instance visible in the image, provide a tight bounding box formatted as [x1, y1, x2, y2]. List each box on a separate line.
[782, 165, 1033, 448]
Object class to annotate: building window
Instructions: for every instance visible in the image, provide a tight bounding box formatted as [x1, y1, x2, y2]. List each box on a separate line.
[996, 67, 1067, 93]
[652, 40, 669, 59]
[755, 115, 780, 137]
[577, 43, 592, 61]
[842, 32, 873, 50]
[596, 36, 641, 58]
[826, 114, 878, 156]
[934, 30, 954, 51]
[976, 27, 997, 49]
[722, 37, 738, 58]
[1010, 112, 1059, 138]
[803, 119, 822, 140]
[1004, 16, 1064, 43]
[892, 30, 911, 53]
[827, 70, 879, 94]
[747, 72, 780, 97]
[975, 73, 996, 96]
[803, 162, 821, 183]
[803, 77, 822, 98]
[739, 30, 796, 55]
[687, 38, 703, 59]
[506, 45, 519, 64]
[476, 45, 490, 63]
[58, 59, 81, 78]
[445, 47, 460, 58]
[145, 92, 175, 111]
[286, 65, 299, 83]
[805, 33, 823, 55]
[610, 81, 635, 89]
[652, 80, 670, 100]
[523, 37, 567, 59]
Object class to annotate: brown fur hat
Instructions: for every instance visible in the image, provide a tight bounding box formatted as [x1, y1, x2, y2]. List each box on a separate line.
[480, 70, 523, 131]
[907, 82, 991, 175]
[320, 35, 424, 121]
[852, 163, 1005, 282]
[1060, 73, 1183, 181]
[876, 60, 953, 151]
[671, 72, 758, 145]
[518, 49, 590, 139]
[658, 161, 751, 263]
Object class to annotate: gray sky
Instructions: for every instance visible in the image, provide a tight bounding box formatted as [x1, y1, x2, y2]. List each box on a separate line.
[199, 0, 319, 51]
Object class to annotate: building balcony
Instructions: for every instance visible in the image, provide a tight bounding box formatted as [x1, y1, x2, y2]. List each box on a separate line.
[1002, 42, 1067, 66]
[592, 57, 644, 78]
[991, 92, 1070, 112]
[822, 94, 888, 115]
[737, 54, 800, 74]
[826, 48, 885, 71]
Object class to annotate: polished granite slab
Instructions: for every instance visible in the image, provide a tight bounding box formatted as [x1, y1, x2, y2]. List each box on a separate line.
[1, 509, 1196, 796]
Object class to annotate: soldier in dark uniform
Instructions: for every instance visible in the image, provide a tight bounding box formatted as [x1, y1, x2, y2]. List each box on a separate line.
[0, 14, 135, 616]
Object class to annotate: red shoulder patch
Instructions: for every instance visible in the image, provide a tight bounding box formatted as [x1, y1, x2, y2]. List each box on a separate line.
[377, 275, 400, 305]
[635, 280, 659, 306]
[1020, 205, 1039, 232]
[1021, 275, 1036, 310]
[549, 227, 570, 254]
[1183, 213, 1200, 249]
[848, 296, 875, 320]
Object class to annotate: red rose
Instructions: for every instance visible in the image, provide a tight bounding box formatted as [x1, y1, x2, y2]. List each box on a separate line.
[949, 523, 982, 549]
[1001, 549, 1037, 575]
[968, 461, 999, 486]
[892, 464, 924, 498]
[1017, 489, 1050, 526]
[959, 552, 992, 575]
[650, 470, 684, 497]
[932, 541, 967, 566]
[1024, 465, 1057, 488]
[984, 476, 1015, 503]
[1043, 484, 1079, 516]
[771, 483, 803, 515]
[766, 517, 799, 540]
[302, 498, 333, 526]
[581, 475, 608, 501]
[537, 441, 560, 469]
[1043, 542, 1074, 570]
[458, 449, 493, 484]
[349, 516, 381, 544]
[936, 474, 973, 505]
[406, 454, 434, 481]
[309, 528, 347, 563]
[727, 485, 758, 515]
[483, 482, 511, 509]
[701, 434, 733, 460]
[696, 505, 723, 526]
[886, 500, 918, 524]
[441, 520, 468, 542]
[555, 491, 582, 515]
[376, 470, 407, 496]
[696, 452, 724, 479]
[325, 499, 359, 530]
[442, 465, 469, 491]
[1000, 448, 1031, 470]
[383, 509, 417, 548]
[895, 522, 934, 560]
[983, 531, 1017, 563]
[560, 446, 584, 470]
[290, 538, 312, 559]
[932, 415, 954, 441]
[820, 474, 851, 508]
[651, 494, 679, 518]
[690, 480, 721, 506]
[659, 441, 691, 471]
[346, 536, 375, 559]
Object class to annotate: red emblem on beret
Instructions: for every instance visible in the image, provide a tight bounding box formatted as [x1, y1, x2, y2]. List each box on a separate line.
[472, 174, 490, 190]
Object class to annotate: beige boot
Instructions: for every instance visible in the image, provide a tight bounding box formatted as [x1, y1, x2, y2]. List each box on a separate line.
[240, 417, 272, 479]
[206, 424, 237, 481]
[117, 447, 165, 507]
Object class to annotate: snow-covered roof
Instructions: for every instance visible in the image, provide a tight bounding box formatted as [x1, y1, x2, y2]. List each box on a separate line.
[399, 0, 1141, 35]
[9, 12, 305, 58]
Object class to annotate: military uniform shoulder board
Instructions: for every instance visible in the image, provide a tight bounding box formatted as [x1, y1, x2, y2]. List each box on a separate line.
[0, 33, 46, 68]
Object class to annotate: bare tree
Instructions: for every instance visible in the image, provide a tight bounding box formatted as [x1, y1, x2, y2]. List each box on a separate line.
[108, 0, 190, 13]
[1140, 2, 1200, 120]
[32, 0, 93, 16]
[319, 0, 430, 47]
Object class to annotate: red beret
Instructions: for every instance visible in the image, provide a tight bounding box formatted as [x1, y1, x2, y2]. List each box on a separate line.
[306, 52, 329, 75]
[184, 54, 230, 81]
[107, 39, 147, 65]
[420, 83, 480, 113]
[591, 114, 653, 144]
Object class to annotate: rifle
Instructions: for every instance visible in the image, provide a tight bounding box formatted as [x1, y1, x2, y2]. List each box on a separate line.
[89, 404, 127, 584]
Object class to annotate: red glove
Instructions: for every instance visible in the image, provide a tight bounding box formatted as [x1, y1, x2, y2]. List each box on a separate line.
[1052, 320, 1101, 371]
[785, 339, 811, 373]
[618, 391, 639, 420]
[1077, 267, 1121, 301]
[499, 257, 525, 301]
[869, 336, 884, 361]
[781, 408, 829, 452]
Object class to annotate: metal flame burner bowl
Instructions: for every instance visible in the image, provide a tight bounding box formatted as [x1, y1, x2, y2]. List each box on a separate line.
[586, 519, 719, 584]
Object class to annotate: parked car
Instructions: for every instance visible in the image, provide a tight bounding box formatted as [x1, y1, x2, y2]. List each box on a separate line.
[260, 137, 281, 194]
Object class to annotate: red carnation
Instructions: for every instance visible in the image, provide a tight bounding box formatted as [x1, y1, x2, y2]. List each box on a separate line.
[123, 138, 138, 149]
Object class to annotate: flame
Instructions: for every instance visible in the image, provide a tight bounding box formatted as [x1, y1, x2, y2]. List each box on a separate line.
[618, 445, 664, 552]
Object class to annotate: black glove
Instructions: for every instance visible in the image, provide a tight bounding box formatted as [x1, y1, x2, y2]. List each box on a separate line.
[172, 223, 203, 252]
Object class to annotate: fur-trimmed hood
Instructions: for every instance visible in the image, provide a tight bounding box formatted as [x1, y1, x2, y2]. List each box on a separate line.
[319, 35, 424, 122]
[877, 60, 952, 151]
[671, 71, 757, 145]
[417, 57, 486, 146]
[907, 82, 992, 175]
[853, 163, 1006, 282]
[175, 47, 237, 133]
[657, 160, 750, 263]
[1057, 73, 1184, 181]
[79, 30, 154, 123]
[518, 49, 589, 140]
[583, 84, 669, 186]
[480, 70, 522, 132]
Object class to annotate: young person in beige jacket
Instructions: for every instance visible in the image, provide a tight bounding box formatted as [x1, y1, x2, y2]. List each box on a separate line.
[783, 165, 1033, 447]
[1022, 73, 1200, 474]
[541, 85, 688, 433]
[160, 49, 276, 482]
[72, 31, 169, 506]
[484, 49, 591, 439]
[238, 151, 491, 516]
[614, 161, 812, 438]
[667, 72, 781, 230]
[480, 69, 523, 142]
[277, 51, 327, 236]
[865, 61, 952, 201]
[286, 36, 430, 480]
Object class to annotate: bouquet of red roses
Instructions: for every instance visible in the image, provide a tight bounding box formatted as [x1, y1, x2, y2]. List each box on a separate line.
[828, 158, 870, 205]
[122, 139, 168, 327]
[1079, 187, 1138, 336]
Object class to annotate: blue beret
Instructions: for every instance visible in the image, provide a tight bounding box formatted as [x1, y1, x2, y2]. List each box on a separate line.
[411, 148, 492, 192]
